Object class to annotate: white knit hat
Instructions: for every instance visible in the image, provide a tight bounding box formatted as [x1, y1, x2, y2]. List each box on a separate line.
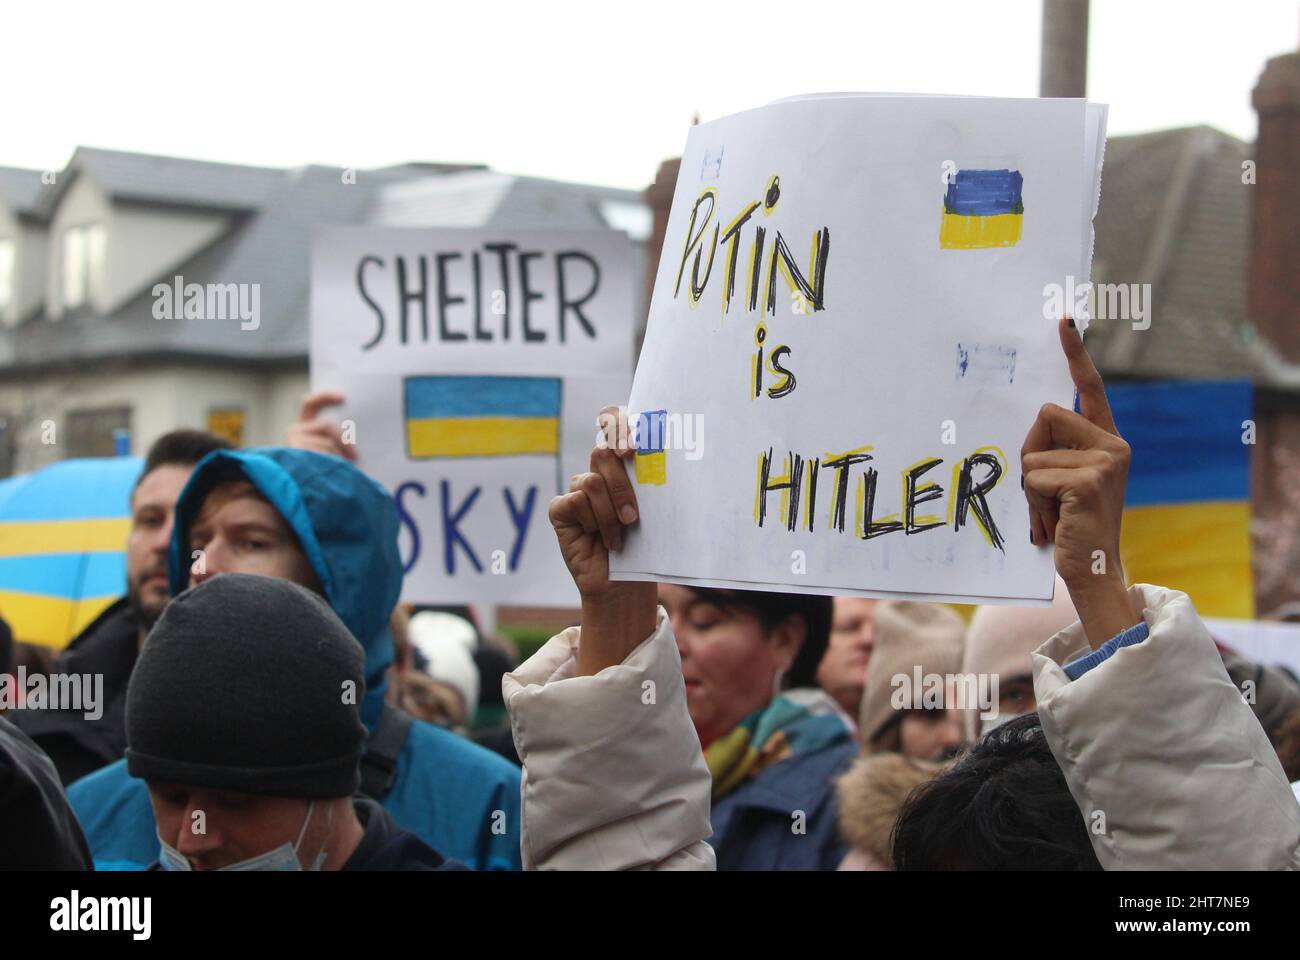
[407, 612, 481, 721]
[961, 575, 1080, 739]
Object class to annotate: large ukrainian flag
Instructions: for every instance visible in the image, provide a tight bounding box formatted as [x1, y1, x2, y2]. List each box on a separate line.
[1108, 380, 1254, 619]
[405, 375, 562, 459]
[0, 457, 140, 648]
[940, 168, 1024, 250]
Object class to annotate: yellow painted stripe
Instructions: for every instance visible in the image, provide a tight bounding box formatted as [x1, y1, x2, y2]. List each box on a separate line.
[1120, 501, 1254, 619]
[635, 451, 667, 486]
[0, 590, 119, 648]
[407, 416, 559, 458]
[940, 211, 1023, 249]
[0, 518, 131, 557]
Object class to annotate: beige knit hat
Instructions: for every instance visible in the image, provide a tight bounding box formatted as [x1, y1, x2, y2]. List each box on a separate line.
[858, 601, 966, 748]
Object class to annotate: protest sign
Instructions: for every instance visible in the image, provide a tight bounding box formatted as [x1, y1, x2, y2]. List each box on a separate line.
[611, 94, 1107, 604]
[311, 227, 635, 605]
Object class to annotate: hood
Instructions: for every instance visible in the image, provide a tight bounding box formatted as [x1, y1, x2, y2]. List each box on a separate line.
[835, 752, 946, 869]
[0, 715, 93, 869]
[168, 448, 402, 731]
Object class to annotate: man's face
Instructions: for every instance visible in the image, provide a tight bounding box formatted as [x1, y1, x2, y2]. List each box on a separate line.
[900, 679, 967, 760]
[983, 674, 1037, 735]
[817, 597, 880, 716]
[127, 465, 194, 631]
[187, 481, 320, 590]
[148, 783, 322, 870]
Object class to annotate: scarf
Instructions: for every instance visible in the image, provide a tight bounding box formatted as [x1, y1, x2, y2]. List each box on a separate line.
[704, 687, 854, 802]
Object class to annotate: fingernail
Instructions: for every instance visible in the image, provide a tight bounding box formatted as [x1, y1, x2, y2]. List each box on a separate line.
[620, 505, 637, 524]
[1019, 474, 1024, 490]
[1066, 317, 1076, 329]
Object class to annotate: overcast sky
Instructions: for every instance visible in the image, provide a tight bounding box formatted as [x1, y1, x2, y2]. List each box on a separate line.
[4, 0, 1295, 190]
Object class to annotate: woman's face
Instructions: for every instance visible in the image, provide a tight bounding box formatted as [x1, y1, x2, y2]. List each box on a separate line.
[899, 707, 966, 760]
[898, 678, 967, 759]
[659, 585, 800, 747]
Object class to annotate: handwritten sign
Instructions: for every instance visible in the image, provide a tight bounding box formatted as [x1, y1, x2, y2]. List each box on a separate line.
[611, 95, 1107, 605]
[311, 227, 634, 605]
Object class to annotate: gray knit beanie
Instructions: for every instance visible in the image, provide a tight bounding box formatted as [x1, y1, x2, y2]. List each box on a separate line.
[126, 573, 367, 798]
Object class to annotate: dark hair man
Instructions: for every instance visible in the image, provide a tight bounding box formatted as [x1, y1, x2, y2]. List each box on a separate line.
[12, 430, 231, 784]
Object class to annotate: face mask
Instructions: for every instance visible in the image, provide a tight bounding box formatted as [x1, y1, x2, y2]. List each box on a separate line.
[159, 800, 330, 871]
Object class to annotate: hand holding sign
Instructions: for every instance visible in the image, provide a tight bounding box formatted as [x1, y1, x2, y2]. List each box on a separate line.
[286, 390, 357, 462]
[549, 406, 657, 675]
[1021, 317, 1137, 647]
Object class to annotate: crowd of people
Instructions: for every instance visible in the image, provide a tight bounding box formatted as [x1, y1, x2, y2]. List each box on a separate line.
[3, 318, 1299, 870]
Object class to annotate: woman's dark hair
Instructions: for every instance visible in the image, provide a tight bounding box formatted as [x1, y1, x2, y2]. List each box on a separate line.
[686, 587, 831, 689]
[890, 713, 1102, 870]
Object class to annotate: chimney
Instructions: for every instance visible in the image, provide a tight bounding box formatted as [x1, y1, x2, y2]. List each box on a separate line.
[643, 156, 681, 311]
[1249, 48, 1300, 619]
[1039, 0, 1090, 98]
[1249, 51, 1300, 360]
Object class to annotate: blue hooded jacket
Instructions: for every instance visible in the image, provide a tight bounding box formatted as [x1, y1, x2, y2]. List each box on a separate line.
[67, 448, 522, 870]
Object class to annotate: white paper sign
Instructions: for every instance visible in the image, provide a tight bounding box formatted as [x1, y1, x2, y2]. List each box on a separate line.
[610, 95, 1106, 605]
[311, 227, 634, 605]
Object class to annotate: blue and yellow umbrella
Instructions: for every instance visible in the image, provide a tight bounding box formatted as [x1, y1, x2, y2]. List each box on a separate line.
[0, 457, 142, 648]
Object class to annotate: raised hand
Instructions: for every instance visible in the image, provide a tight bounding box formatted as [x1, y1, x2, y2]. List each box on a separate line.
[1021, 318, 1139, 647]
[549, 406, 657, 674]
[285, 390, 357, 461]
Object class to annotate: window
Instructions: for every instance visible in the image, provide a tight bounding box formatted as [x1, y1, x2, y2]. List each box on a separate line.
[60, 224, 105, 311]
[206, 408, 245, 446]
[65, 407, 131, 458]
[0, 238, 14, 323]
[62, 228, 85, 308]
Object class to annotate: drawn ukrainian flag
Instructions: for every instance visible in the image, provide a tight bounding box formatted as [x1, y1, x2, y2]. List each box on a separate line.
[634, 409, 668, 486]
[405, 375, 562, 459]
[940, 169, 1024, 249]
[1108, 380, 1254, 619]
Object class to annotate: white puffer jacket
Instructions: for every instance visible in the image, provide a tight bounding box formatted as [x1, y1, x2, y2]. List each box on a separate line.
[1033, 583, 1300, 870]
[503, 608, 715, 870]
